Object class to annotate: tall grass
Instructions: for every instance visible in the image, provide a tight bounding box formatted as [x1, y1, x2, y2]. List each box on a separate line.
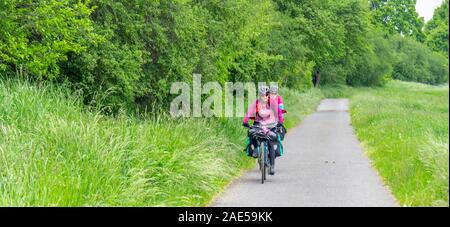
[0, 79, 251, 206]
[0, 79, 322, 206]
[418, 135, 449, 207]
[342, 81, 449, 206]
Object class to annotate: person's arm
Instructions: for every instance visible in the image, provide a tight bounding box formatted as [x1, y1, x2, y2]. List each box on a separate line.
[278, 96, 284, 111]
[279, 96, 287, 113]
[243, 101, 257, 124]
[277, 96, 284, 124]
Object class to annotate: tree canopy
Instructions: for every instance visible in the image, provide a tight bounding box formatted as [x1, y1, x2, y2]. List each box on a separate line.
[0, 0, 448, 112]
[369, 0, 425, 42]
[424, 0, 449, 56]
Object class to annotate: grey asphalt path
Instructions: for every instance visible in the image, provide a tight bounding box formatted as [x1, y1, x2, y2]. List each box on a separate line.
[210, 99, 398, 207]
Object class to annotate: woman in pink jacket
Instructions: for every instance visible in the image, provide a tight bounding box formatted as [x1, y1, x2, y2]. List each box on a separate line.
[242, 85, 284, 175]
[269, 85, 286, 116]
[269, 85, 287, 140]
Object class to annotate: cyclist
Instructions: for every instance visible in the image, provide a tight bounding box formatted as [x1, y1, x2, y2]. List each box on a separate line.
[243, 85, 281, 175]
[269, 85, 285, 115]
[269, 85, 287, 140]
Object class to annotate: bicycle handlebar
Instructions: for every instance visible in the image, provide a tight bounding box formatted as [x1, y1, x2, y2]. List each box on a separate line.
[246, 122, 278, 129]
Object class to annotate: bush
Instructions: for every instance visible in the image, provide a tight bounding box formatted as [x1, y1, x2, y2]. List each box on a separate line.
[391, 36, 449, 85]
[320, 64, 348, 85]
[0, 0, 97, 79]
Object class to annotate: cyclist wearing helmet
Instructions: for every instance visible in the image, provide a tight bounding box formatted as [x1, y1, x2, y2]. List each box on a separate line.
[243, 86, 279, 127]
[242, 85, 280, 175]
[269, 85, 286, 117]
[269, 85, 286, 139]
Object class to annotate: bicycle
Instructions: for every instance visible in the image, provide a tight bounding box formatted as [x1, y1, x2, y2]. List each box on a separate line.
[246, 122, 278, 184]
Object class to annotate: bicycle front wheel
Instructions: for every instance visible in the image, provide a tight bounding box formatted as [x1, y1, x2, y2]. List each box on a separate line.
[259, 141, 265, 184]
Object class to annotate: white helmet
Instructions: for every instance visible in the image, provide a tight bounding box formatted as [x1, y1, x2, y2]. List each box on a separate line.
[269, 85, 278, 94]
[258, 85, 269, 95]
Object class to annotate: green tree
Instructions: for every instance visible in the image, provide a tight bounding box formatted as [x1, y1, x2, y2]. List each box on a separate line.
[424, 0, 449, 56]
[193, 0, 278, 84]
[346, 27, 394, 86]
[369, 0, 425, 42]
[0, 0, 98, 79]
[62, 0, 216, 112]
[2, 0, 446, 112]
[329, 0, 375, 86]
[391, 35, 449, 84]
[273, 0, 347, 87]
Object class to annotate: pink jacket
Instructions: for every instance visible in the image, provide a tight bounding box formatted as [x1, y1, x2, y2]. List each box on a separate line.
[243, 96, 284, 124]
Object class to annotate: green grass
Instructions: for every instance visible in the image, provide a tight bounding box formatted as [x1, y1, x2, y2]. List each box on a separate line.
[324, 81, 449, 206]
[2, 78, 446, 206]
[0, 79, 322, 206]
[280, 87, 324, 129]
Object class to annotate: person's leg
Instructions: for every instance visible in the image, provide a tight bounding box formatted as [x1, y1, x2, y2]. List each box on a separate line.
[249, 135, 258, 158]
[276, 132, 283, 156]
[245, 136, 252, 157]
[250, 121, 261, 158]
[268, 140, 276, 175]
[271, 141, 277, 164]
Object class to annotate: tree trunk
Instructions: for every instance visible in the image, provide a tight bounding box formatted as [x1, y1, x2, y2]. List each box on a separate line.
[313, 68, 321, 87]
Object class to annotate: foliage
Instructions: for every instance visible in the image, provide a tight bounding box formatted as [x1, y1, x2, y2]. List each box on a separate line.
[369, 0, 425, 42]
[424, 0, 449, 56]
[390, 35, 449, 84]
[0, 0, 99, 78]
[0, 0, 448, 111]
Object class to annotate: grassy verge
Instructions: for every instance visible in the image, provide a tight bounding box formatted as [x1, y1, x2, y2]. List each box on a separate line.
[323, 81, 449, 206]
[0, 79, 322, 206]
[280, 88, 324, 129]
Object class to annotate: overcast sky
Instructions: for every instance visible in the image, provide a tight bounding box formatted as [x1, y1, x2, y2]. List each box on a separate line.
[416, 0, 444, 22]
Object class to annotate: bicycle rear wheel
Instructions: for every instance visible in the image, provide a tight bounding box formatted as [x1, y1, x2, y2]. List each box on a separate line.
[263, 142, 267, 181]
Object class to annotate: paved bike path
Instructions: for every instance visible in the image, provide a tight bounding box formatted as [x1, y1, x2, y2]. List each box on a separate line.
[210, 99, 398, 207]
